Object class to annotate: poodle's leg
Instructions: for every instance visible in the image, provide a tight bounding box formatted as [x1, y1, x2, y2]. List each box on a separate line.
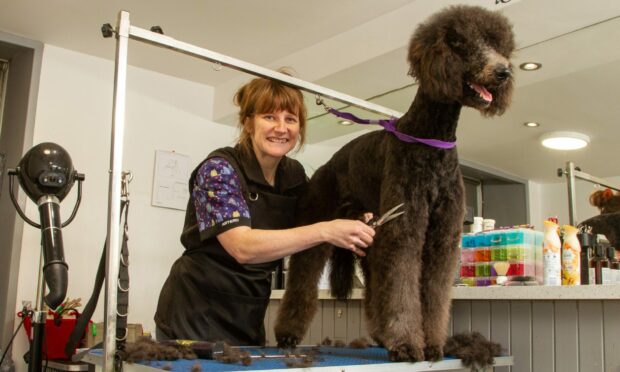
[274, 162, 343, 347]
[365, 197, 430, 362]
[420, 189, 464, 361]
[274, 244, 332, 347]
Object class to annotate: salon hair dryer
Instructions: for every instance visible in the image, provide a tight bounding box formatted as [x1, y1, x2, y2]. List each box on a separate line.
[8, 142, 84, 372]
[8, 142, 84, 309]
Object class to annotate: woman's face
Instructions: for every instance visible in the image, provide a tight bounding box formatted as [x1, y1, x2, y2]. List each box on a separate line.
[248, 109, 300, 161]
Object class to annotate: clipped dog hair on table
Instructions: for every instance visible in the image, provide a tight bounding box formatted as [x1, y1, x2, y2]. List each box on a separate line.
[444, 332, 502, 371]
[119, 336, 197, 362]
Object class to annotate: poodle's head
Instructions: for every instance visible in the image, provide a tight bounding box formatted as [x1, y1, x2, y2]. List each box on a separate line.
[590, 189, 620, 214]
[407, 5, 515, 116]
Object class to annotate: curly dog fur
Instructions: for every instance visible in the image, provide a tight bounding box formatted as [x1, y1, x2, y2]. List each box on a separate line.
[275, 5, 515, 362]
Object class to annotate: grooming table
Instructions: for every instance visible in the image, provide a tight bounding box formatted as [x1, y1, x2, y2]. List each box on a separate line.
[83, 346, 513, 372]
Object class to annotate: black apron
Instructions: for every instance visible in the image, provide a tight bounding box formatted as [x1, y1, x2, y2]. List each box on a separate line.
[154, 146, 307, 345]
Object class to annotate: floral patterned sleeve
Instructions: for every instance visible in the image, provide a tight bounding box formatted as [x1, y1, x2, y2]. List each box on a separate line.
[193, 157, 251, 240]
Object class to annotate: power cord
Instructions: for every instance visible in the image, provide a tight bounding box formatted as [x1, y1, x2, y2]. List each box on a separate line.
[0, 308, 30, 366]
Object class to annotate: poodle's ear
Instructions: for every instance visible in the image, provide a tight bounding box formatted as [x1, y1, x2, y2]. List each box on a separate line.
[407, 30, 463, 101]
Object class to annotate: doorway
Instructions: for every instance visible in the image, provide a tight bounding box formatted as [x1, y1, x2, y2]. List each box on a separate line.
[0, 34, 42, 356]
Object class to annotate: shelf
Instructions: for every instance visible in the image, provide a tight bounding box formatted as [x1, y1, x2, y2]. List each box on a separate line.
[270, 285, 620, 301]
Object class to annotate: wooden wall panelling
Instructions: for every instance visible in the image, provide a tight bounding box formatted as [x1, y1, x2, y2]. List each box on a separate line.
[471, 300, 491, 338]
[603, 300, 620, 371]
[360, 304, 369, 340]
[510, 301, 532, 372]
[322, 300, 336, 343]
[491, 301, 511, 372]
[334, 300, 348, 342]
[346, 300, 362, 342]
[554, 301, 579, 372]
[452, 300, 472, 334]
[531, 301, 554, 372]
[578, 301, 604, 372]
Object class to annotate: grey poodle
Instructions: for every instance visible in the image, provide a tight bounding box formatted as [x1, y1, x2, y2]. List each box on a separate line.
[275, 5, 515, 363]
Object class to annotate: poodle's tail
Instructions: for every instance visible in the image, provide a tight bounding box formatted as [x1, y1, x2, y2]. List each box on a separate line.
[329, 249, 356, 300]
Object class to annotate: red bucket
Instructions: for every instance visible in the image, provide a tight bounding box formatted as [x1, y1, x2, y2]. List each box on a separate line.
[19, 310, 87, 360]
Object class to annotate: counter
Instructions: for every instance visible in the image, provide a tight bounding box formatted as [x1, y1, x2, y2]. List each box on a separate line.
[270, 284, 620, 300]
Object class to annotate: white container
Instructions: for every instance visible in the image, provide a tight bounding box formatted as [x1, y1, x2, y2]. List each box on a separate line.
[471, 216, 483, 233]
[483, 219, 495, 231]
[542, 220, 562, 286]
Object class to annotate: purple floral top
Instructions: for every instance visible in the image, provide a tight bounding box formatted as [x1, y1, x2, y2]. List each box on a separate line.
[193, 157, 251, 238]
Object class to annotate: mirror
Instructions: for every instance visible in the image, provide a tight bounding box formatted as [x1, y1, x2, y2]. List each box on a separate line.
[302, 5, 620, 225]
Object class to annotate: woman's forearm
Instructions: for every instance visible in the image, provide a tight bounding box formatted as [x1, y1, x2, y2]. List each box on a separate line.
[217, 220, 374, 264]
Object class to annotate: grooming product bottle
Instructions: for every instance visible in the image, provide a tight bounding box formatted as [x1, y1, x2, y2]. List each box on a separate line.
[542, 220, 562, 286]
[578, 231, 593, 285]
[606, 246, 619, 284]
[589, 245, 609, 285]
[561, 225, 581, 286]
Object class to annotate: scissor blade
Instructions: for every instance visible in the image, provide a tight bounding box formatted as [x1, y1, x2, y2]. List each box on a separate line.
[376, 202, 405, 225]
[377, 211, 405, 226]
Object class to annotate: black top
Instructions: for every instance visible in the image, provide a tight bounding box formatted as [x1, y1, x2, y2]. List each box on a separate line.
[154, 145, 307, 345]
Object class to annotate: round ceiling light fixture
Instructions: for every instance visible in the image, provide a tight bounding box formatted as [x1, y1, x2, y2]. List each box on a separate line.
[524, 121, 540, 128]
[519, 62, 542, 71]
[338, 119, 354, 126]
[540, 131, 590, 150]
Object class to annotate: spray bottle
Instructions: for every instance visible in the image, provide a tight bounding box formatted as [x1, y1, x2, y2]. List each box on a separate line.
[542, 220, 562, 286]
[561, 225, 581, 285]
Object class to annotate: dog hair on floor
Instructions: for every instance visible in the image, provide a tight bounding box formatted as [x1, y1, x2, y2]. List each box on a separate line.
[275, 5, 515, 363]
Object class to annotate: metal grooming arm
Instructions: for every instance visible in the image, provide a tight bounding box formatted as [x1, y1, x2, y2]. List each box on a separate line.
[104, 10, 402, 372]
[558, 161, 620, 226]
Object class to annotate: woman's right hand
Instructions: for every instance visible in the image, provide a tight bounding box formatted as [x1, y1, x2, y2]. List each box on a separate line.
[320, 219, 375, 256]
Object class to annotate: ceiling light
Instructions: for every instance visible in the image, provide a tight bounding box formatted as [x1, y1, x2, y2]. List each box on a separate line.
[338, 120, 353, 126]
[540, 131, 590, 150]
[519, 62, 542, 71]
[524, 121, 540, 128]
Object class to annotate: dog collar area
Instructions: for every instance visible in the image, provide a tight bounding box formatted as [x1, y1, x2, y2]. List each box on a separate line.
[327, 108, 456, 149]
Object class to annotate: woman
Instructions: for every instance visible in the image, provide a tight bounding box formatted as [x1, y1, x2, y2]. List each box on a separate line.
[154, 73, 375, 345]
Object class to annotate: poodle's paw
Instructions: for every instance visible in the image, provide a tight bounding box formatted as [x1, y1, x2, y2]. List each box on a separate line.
[275, 332, 302, 349]
[424, 344, 444, 361]
[387, 343, 425, 362]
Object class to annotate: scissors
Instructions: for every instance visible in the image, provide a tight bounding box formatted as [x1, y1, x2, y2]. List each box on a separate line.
[368, 203, 405, 228]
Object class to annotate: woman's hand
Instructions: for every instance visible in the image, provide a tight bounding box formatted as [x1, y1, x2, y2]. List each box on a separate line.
[321, 217, 375, 256]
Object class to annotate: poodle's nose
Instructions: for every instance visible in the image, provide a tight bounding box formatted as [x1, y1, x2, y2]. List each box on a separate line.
[494, 66, 512, 81]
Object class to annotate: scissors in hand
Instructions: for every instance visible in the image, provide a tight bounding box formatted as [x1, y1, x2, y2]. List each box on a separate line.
[368, 203, 405, 228]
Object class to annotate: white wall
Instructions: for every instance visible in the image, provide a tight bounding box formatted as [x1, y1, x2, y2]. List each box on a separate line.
[12, 45, 236, 371]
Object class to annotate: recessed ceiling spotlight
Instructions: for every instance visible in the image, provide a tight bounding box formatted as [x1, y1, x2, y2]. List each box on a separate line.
[519, 62, 542, 71]
[524, 121, 540, 128]
[338, 120, 354, 126]
[540, 131, 590, 150]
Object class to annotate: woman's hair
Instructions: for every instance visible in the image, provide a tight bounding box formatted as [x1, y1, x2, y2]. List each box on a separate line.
[589, 188, 620, 214]
[233, 69, 307, 158]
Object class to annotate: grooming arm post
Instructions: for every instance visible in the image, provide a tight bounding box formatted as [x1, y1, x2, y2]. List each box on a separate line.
[104, 10, 130, 372]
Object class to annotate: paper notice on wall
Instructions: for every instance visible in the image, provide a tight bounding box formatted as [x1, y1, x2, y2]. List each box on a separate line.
[151, 150, 190, 210]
